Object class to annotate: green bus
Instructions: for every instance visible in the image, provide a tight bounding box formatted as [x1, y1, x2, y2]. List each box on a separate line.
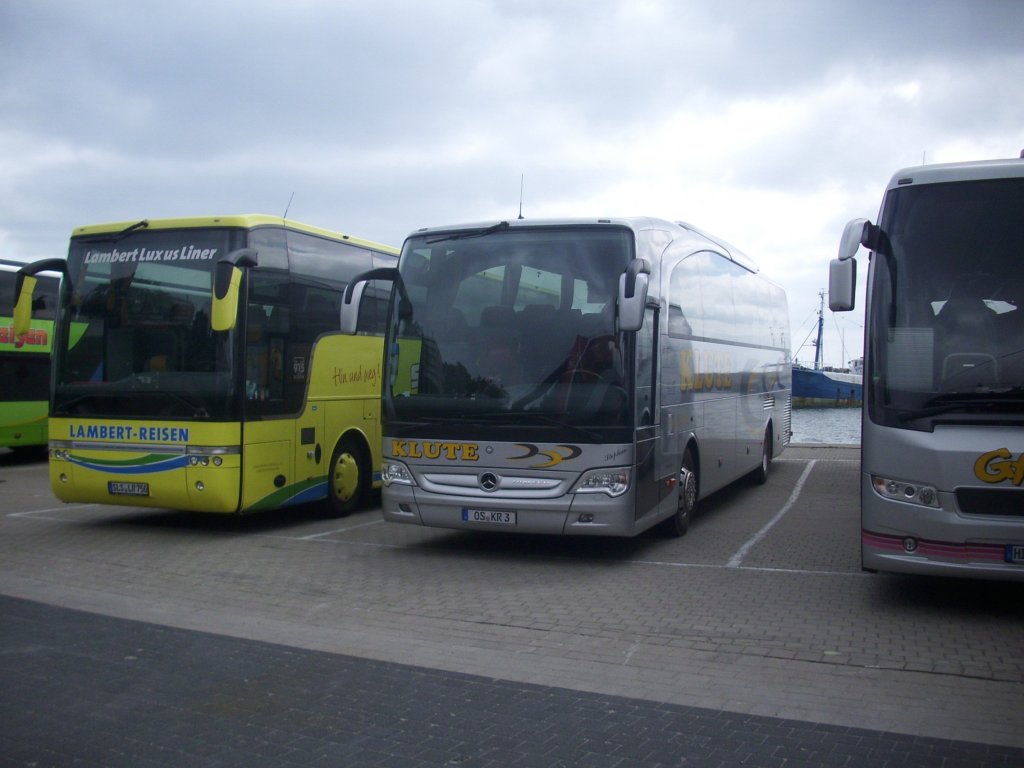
[2, 258, 60, 452]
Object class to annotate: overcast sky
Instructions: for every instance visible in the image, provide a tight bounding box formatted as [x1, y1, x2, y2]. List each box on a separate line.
[2, 0, 1023, 367]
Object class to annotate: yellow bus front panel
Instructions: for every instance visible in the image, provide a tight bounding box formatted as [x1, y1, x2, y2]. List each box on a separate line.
[49, 419, 243, 513]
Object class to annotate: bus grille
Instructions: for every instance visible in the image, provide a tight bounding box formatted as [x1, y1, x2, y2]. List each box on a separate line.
[955, 488, 1024, 517]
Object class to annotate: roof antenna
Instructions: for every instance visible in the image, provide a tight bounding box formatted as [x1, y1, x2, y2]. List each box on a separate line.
[517, 174, 525, 220]
[283, 191, 295, 221]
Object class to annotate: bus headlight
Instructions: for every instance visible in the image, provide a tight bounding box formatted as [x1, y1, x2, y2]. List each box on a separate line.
[382, 461, 413, 486]
[871, 475, 939, 508]
[572, 468, 630, 497]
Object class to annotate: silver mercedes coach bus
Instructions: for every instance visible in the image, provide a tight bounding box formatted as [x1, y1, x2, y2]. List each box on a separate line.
[343, 217, 791, 536]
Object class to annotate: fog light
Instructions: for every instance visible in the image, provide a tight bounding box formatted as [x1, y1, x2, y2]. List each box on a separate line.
[195, 481, 205, 492]
[903, 537, 918, 553]
[59, 473, 68, 483]
[578, 514, 595, 523]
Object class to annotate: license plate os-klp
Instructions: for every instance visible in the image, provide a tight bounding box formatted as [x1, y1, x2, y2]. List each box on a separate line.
[1005, 544, 1024, 564]
[108, 481, 150, 497]
[462, 508, 516, 525]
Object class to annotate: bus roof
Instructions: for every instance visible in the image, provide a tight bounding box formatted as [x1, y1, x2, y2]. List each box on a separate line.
[69, 214, 398, 254]
[408, 216, 667, 237]
[404, 216, 761, 273]
[886, 155, 1024, 189]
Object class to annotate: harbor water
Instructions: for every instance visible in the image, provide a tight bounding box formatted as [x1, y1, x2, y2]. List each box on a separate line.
[790, 406, 861, 445]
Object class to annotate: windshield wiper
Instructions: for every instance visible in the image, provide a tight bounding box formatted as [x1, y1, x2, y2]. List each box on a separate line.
[53, 389, 207, 419]
[51, 394, 94, 417]
[390, 410, 604, 441]
[898, 391, 1024, 422]
[156, 390, 209, 419]
[475, 411, 604, 442]
[60, 378, 210, 419]
[77, 219, 150, 244]
[125, 377, 209, 417]
[425, 221, 510, 245]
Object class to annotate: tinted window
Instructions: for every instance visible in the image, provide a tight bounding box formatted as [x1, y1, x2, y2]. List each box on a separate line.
[286, 230, 372, 285]
[868, 177, 1024, 428]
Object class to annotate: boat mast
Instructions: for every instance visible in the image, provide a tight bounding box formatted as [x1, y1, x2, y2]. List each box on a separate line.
[813, 291, 824, 371]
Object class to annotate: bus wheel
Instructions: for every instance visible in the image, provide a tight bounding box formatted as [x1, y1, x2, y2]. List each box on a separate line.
[326, 436, 365, 517]
[667, 447, 697, 537]
[751, 428, 771, 485]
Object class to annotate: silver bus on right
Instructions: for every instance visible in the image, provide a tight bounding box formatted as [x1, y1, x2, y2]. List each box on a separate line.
[830, 154, 1024, 579]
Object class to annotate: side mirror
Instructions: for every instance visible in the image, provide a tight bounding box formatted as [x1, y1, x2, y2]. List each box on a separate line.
[211, 248, 257, 332]
[340, 280, 367, 334]
[341, 266, 400, 334]
[13, 258, 67, 338]
[838, 218, 870, 261]
[831, 217, 873, 312]
[829, 257, 856, 311]
[12, 275, 39, 339]
[618, 258, 650, 332]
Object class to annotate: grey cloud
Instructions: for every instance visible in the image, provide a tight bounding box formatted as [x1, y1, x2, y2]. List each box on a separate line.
[1, 0, 1022, 362]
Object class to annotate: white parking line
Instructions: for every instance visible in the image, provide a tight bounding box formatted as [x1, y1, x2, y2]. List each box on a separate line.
[8, 504, 99, 520]
[297, 518, 386, 540]
[726, 459, 817, 568]
[628, 558, 866, 577]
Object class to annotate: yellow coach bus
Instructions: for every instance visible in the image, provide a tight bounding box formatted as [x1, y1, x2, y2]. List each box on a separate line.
[14, 215, 397, 515]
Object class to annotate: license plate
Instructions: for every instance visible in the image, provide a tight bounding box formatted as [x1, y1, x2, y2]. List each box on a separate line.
[108, 481, 150, 497]
[1005, 545, 1024, 564]
[462, 508, 516, 525]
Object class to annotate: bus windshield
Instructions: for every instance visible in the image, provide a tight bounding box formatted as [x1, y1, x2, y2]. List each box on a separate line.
[55, 227, 246, 420]
[869, 177, 1024, 430]
[387, 226, 634, 434]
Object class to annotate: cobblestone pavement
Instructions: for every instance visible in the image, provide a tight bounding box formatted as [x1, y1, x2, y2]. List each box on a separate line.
[4, 594, 1022, 768]
[2, 445, 1023, 766]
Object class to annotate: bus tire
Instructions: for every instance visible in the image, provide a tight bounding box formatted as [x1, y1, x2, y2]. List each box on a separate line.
[666, 447, 697, 537]
[751, 427, 771, 485]
[325, 435, 366, 518]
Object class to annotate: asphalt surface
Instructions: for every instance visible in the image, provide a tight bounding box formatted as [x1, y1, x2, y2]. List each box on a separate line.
[1, 444, 1023, 766]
